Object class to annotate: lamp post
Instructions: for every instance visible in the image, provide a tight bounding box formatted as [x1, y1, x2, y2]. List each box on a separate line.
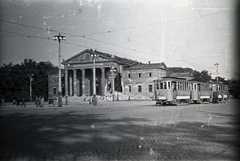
[53, 34, 66, 107]
[214, 63, 220, 82]
[29, 74, 33, 102]
[110, 67, 116, 101]
[91, 52, 97, 95]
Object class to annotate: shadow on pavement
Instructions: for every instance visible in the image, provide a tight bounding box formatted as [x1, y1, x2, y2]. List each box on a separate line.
[1, 110, 240, 160]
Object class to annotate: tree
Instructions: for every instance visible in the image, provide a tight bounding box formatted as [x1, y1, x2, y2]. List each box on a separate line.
[192, 70, 211, 82]
[0, 59, 57, 102]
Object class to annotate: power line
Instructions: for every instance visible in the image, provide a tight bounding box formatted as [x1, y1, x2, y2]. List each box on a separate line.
[0, 30, 52, 40]
[69, 10, 230, 37]
[0, 29, 229, 68]
[0, 10, 231, 70]
[0, 19, 50, 32]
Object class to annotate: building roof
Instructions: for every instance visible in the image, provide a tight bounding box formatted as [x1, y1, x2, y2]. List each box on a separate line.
[169, 72, 193, 78]
[125, 62, 167, 70]
[62, 49, 139, 68]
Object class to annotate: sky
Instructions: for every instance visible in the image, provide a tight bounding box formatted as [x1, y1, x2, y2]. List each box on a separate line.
[0, 0, 238, 79]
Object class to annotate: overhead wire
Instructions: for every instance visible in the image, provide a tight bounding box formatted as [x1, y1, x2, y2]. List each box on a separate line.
[0, 10, 231, 66]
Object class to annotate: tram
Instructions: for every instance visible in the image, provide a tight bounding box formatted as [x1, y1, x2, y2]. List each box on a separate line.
[154, 77, 191, 105]
[154, 77, 229, 105]
[210, 83, 229, 103]
[190, 81, 212, 104]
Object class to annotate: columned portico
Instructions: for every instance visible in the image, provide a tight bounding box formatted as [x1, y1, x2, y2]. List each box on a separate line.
[62, 49, 124, 102]
[64, 67, 109, 97]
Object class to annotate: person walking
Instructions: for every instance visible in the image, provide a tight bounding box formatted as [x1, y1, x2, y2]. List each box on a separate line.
[21, 97, 25, 107]
[16, 98, 20, 107]
[92, 94, 98, 106]
[35, 97, 40, 107]
[40, 97, 44, 107]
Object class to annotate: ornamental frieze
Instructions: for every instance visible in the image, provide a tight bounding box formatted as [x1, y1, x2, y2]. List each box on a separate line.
[69, 53, 108, 63]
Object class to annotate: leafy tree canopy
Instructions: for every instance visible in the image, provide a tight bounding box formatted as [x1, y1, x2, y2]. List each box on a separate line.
[0, 59, 57, 102]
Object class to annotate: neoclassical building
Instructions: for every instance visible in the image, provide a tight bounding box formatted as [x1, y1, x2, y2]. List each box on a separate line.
[48, 49, 168, 104]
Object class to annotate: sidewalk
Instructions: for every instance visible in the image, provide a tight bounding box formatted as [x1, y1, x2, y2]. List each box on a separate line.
[0, 100, 156, 110]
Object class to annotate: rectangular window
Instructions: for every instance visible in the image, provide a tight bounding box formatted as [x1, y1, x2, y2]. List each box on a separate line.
[53, 87, 57, 95]
[138, 85, 142, 92]
[149, 85, 152, 92]
[148, 72, 152, 77]
[128, 74, 131, 78]
[129, 85, 132, 92]
[138, 73, 141, 77]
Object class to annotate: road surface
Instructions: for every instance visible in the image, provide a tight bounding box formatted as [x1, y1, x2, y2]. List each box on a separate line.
[1, 99, 240, 160]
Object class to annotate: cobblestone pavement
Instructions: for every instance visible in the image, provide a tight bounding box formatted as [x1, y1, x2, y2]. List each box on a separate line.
[1, 100, 240, 161]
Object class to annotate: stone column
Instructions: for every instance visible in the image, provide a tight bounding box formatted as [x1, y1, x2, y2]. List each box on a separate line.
[101, 67, 105, 96]
[65, 69, 68, 96]
[65, 69, 68, 105]
[81, 68, 85, 96]
[69, 72, 73, 96]
[111, 69, 115, 93]
[73, 69, 77, 96]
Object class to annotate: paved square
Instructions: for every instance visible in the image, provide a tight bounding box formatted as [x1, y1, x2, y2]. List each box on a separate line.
[1, 100, 240, 160]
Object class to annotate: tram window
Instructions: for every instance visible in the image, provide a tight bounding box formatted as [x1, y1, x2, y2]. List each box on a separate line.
[179, 82, 183, 90]
[160, 82, 163, 89]
[172, 82, 176, 90]
[156, 83, 159, 90]
[167, 81, 171, 89]
[193, 84, 196, 91]
[163, 82, 167, 89]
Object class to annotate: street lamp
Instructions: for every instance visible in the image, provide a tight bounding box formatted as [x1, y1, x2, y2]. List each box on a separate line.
[29, 74, 33, 102]
[53, 34, 66, 107]
[91, 52, 97, 95]
[110, 67, 117, 101]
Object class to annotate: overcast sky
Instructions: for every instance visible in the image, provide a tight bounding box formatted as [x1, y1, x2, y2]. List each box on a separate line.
[0, 0, 238, 79]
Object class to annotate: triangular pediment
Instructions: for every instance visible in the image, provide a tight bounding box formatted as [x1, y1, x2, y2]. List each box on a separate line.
[64, 49, 112, 64]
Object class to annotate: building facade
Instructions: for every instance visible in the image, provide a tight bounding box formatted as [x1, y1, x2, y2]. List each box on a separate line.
[122, 63, 167, 100]
[48, 49, 168, 104]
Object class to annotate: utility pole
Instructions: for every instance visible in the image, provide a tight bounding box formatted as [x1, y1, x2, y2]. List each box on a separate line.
[91, 51, 97, 95]
[110, 67, 116, 101]
[53, 34, 66, 107]
[214, 63, 220, 82]
[29, 74, 33, 102]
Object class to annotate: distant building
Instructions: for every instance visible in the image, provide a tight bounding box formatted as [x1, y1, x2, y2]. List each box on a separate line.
[47, 69, 64, 99]
[122, 62, 167, 100]
[48, 49, 168, 104]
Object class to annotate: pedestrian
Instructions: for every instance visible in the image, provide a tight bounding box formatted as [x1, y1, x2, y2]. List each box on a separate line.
[92, 94, 98, 106]
[213, 92, 218, 104]
[16, 98, 20, 107]
[40, 97, 44, 107]
[48, 96, 55, 107]
[13, 99, 16, 105]
[1, 98, 5, 107]
[21, 97, 25, 107]
[35, 97, 40, 107]
[221, 92, 225, 103]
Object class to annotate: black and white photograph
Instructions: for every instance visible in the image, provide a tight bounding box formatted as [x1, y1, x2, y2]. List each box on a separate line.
[0, 0, 240, 160]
